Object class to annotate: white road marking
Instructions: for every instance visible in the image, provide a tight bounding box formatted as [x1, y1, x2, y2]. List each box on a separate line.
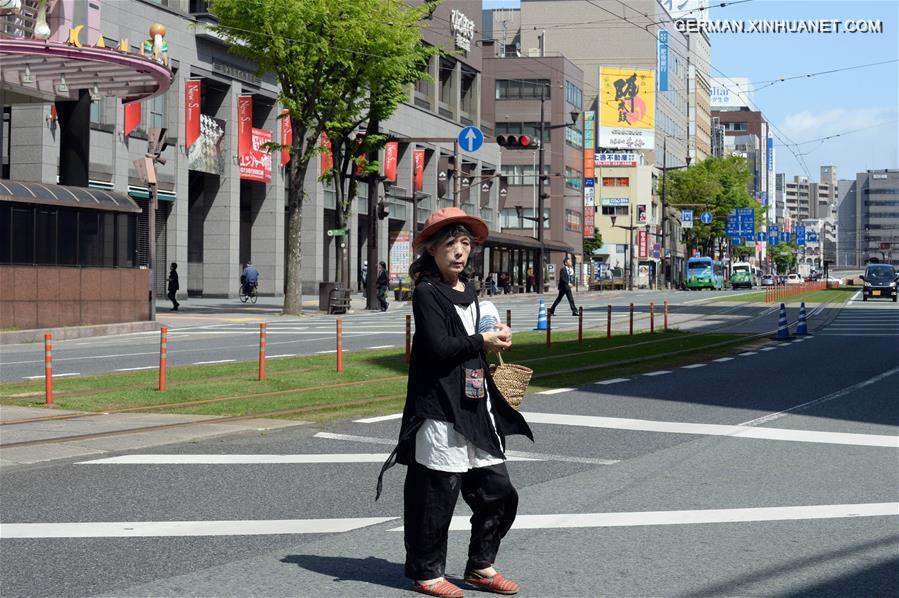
[760, 347, 777, 351]
[681, 363, 707, 369]
[316, 350, 338, 354]
[713, 357, 734, 362]
[388, 503, 899, 532]
[267, 354, 296, 359]
[114, 366, 157, 372]
[0, 517, 397, 539]
[23, 373, 80, 379]
[520, 412, 899, 448]
[77, 453, 543, 465]
[817, 333, 899, 337]
[643, 371, 671, 377]
[312, 432, 617, 465]
[368, 345, 396, 350]
[192, 359, 235, 365]
[738, 352, 757, 356]
[740, 365, 899, 427]
[354, 413, 403, 423]
[595, 378, 629, 385]
[538, 388, 575, 395]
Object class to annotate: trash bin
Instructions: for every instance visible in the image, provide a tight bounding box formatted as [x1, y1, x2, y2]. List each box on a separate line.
[319, 281, 337, 311]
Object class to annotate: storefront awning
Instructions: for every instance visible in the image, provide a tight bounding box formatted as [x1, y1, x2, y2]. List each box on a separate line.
[0, 180, 142, 213]
[486, 231, 575, 254]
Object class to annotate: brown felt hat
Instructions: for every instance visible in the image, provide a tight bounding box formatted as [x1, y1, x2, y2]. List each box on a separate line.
[412, 207, 489, 251]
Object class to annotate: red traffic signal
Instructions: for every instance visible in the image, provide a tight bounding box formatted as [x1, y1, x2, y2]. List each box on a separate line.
[496, 134, 540, 149]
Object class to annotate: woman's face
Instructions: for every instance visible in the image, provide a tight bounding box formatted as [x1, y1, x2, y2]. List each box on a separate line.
[429, 233, 472, 280]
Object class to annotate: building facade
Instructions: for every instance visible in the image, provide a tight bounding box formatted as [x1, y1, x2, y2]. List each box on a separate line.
[838, 169, 899, 267]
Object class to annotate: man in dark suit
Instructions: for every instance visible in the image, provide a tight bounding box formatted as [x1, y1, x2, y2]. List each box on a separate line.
[548, 257, 577, 316]
[167, 262, 180, 311]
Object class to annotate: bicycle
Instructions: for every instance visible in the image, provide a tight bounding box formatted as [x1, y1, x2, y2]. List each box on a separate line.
[239, 281, 258, 304]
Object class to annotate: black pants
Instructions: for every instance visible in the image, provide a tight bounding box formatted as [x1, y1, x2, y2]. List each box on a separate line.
[404, 460, 518, 581]
[377, 288, 388, 311]
[167, 289, 179, 309]
[550, 286, 576, 314]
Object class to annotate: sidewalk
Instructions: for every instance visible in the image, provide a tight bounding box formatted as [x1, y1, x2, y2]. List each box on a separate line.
[0, 404, 307, 468]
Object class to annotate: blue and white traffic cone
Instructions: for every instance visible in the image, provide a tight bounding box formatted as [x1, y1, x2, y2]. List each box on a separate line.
[796, 302, 808, 336]
[776, 303, 791, 340]
[534, 298, 547, 331]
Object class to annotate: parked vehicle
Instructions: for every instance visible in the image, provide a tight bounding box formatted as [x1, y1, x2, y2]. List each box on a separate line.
[685, 257, 725, 290]
[761, 274, 776, 287]
[786, 273, 803, 285]
[826, 276, 842, 287]
[861, 264, 898, 302]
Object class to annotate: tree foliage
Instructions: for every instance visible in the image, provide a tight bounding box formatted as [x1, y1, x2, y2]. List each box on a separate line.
[772, 241, 798, 274]
[583, 231, 603, 258]
[210, 0, 438, 312]
[662, 155, 760, 257]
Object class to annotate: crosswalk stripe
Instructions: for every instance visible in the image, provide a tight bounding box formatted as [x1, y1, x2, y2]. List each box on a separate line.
[520, 412, 899, 448]
[76, 453, 543, 465]
[539, 388, 575, 395]
[388, 503, 899, 532]
[354, 413, 403, 423]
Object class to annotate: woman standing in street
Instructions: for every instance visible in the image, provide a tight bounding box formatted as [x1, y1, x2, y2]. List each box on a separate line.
[377, 208, 533, 598]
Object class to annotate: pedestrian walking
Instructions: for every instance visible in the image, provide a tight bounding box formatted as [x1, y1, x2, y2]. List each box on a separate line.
[525, 267, 535, 293]
[167, 262, 180, 311]
[547, 257, 577, 316]
[361, 260, 368, 297]
[377, 260, 389, 312]
[377, 207, 533, 598]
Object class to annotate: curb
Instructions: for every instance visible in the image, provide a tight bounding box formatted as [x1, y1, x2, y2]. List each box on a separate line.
[0, 321, 161, 345]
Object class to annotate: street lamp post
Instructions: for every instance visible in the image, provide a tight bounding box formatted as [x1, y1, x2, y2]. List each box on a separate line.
[610, 212, 638, 291]
[658, 136, 691, 290]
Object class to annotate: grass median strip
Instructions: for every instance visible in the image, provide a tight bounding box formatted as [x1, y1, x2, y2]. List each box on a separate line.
[1, 330, 750, 422]
[712, 287, 856, 304]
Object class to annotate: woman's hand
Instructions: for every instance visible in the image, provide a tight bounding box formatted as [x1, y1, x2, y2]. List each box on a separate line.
[482, 325, 512, 353]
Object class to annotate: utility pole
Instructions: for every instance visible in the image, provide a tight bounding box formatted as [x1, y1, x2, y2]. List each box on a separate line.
[660, 136, 667, 289]
[536, 84, 547, 294]
[366, 119, 380, 310]
[137, 127, 168, 321]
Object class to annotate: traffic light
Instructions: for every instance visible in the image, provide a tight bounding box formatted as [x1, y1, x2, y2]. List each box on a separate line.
[496, 134, 540, 149]
[377, 200, 389, 220]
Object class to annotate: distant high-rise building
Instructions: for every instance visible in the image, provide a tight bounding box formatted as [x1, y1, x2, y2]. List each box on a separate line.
[837, 169, 899, 267]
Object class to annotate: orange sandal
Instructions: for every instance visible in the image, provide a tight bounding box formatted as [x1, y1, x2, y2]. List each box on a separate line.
[413, 578, 465, 598]
[463, 570, 519, 595]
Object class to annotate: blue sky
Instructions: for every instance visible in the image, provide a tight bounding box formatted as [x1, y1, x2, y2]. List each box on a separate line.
[482, 0, 898, 181]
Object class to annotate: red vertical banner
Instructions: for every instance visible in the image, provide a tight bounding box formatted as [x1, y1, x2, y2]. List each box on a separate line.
[280, 109, 291, 166]
[237, 95, 253, 163]
[124, 101, 141, 136]
[638, 229, 648, 258]
[384, 141, 398, 182]
[584, 206, 594, 237]
[185, 80, 201, 149]
[413, 149, 425, 192]
[320, 133, 332, 175]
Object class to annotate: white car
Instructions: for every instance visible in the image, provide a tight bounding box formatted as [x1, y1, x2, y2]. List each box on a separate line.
[826, 276, 842, 287]
[785, 273, 803, 285]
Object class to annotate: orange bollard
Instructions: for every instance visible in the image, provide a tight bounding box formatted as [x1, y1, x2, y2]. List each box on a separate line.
[650, 302, 655, 334]
[546, 313, 552, 351]
[405, 315, 411, 364]
[607, 304, 612, 338]
[158, 326, 167, 391]
[664, 300, 669, 330]
[44, 333, 53, 405]
[258, 322, 267, 381]
[336, 319, 343, 373]
[629, 303, 634, 336]
[578, 307, 583, 344]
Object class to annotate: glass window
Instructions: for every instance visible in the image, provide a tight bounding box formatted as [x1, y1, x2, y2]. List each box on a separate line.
[495, 79, 550, 99]
[439, 58, 454, 108]
[600, 205, 630, 216]
[0, 204, 9, 263]
[565, 126, 583, 148]
[116, 213, 136, 267]
[58, 208, 78, 265]
[34, 208, 57, 264]
[500, 164, 549, 186]
[565, 80, 582, 109]
[79, 211, 102, 266]
[149, 94, 165, 131]
[460, 69, 476, 116]
[11, 205, 34, 264]
[565, 209, 582, 232]
[565, 167, 583, 190]
[602, 177, 630, 187]
[500, 208, 549, 228]
[101, 211, 116, 267]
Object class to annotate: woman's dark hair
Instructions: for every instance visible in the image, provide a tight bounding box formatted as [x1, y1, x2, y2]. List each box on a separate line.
[409, 224, 483, 284]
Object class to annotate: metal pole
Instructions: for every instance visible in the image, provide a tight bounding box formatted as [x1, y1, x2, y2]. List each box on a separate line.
[148, 182, 157, 321]
[453, 140, 461, 208]
[366, 120, 380, 310]
[536, 84, 546, 294]
[629, 211, 635, 291]
[258, 323, 267, 381]
[660, 136, 667, 289]
[44, 333, 53, 405]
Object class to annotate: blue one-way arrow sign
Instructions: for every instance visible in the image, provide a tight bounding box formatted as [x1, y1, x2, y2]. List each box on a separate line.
[459, 126, 484, 152]
[700, 211, 713, 224]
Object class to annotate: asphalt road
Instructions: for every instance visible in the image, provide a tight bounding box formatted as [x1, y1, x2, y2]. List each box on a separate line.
[1, 293, 897, 596]
[2, 288, 807, 381]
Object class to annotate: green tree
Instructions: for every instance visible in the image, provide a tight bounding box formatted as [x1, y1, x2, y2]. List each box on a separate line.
[772, 241, 798, 274]
[583, 231, 603, 258]
[211, 0, 438, 313]
[663, 156, 756, 257]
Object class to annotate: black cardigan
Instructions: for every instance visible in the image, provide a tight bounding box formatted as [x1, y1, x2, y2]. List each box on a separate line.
[376, 276, 533, 498]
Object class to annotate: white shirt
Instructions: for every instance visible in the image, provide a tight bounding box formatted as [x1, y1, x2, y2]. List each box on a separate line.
[415, 300, 504, 472]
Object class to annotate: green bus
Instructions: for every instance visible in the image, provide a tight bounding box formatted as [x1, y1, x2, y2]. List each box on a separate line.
[685, 257, 725, 290]
[730, 261, 756, 289]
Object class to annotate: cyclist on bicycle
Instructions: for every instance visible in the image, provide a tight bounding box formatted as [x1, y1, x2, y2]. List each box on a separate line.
[241, 262, 259, 296]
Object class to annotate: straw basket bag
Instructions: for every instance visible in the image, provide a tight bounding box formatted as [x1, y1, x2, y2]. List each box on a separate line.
[489, 353, 533, 411]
